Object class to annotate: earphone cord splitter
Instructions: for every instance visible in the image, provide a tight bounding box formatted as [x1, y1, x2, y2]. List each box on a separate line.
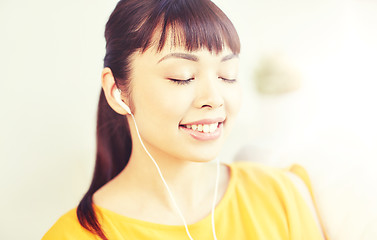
[130, 113, 219, 240]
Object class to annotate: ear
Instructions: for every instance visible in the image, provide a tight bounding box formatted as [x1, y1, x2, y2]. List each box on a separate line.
[101, 67, 130, 115]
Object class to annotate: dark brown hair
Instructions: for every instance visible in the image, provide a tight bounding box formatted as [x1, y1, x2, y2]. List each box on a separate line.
[77, 0, 240, 239]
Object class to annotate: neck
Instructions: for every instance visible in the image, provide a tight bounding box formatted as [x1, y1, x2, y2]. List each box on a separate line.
[120, 140, 218, 211]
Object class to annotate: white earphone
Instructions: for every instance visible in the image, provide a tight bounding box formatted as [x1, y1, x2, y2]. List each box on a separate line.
[113, 87, 219, 240]
[113, 88, 132, 115]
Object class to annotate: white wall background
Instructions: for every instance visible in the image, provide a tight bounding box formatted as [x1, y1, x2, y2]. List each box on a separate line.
[1, 0, 376, 239]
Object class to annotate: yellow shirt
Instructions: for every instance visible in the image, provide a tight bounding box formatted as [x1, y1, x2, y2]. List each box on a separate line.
[42, 162, 328, 240]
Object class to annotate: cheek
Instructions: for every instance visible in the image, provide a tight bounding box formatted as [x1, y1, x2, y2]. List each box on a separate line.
[133, 80, 194, 127]
[225, 84, 243, 117]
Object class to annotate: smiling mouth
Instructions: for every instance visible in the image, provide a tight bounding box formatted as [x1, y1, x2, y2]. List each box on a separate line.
[179, 119, 225, 133]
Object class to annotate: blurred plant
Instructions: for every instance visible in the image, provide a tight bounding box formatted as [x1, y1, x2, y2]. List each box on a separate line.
[254, 53, 302, 95]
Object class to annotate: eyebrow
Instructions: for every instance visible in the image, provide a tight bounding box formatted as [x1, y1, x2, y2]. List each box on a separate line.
[157, 53, 238, 63]
[158, 53, 199, 63]
[221, 54, 238, 62]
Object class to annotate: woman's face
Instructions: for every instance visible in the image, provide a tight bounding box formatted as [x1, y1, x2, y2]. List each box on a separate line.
[128, 42, 242, 163]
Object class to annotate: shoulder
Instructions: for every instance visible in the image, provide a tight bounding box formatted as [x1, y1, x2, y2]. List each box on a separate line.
[230, 162, 327, 238]
[229, 161, 312, 204]
[229, 161, 289, 186]
[230, 161, 308, 184]
[42, 208, 98, 240]
[230, 161, 283, 174]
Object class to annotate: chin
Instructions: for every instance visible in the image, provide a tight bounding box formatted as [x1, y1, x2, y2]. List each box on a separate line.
[184, 138, 226, 163]
[184, 150, 221, 163]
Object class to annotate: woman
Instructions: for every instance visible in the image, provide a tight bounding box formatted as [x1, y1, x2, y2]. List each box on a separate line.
[43, 0, 328, 239]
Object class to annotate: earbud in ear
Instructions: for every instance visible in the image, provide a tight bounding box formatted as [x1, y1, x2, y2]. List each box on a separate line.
[113, 88, 132, 115]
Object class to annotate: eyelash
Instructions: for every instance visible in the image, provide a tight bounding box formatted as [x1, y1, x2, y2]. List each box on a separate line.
[168, 78, 194, 85]
[168, 77, 237, 85]
[219, 77, 237, 83]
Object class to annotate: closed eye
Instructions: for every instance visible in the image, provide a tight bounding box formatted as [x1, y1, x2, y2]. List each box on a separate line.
[219, 77, 237, 83]
[168, 78, 194, 85]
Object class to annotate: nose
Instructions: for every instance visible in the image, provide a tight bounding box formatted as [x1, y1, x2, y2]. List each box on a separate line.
[194, 75, 224, 109]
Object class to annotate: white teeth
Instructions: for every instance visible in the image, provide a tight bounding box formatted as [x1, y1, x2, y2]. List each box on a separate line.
[209, 123, 217, 132]
[184, 123, 219, 133]
[203, 124, 210, 133]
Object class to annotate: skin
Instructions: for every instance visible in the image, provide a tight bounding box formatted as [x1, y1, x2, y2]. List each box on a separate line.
[94, 41, 242, 225]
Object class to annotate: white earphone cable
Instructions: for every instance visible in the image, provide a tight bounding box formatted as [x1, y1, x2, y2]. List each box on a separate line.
[129, 112, 219, 240]
[211, 158, 220, 240]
